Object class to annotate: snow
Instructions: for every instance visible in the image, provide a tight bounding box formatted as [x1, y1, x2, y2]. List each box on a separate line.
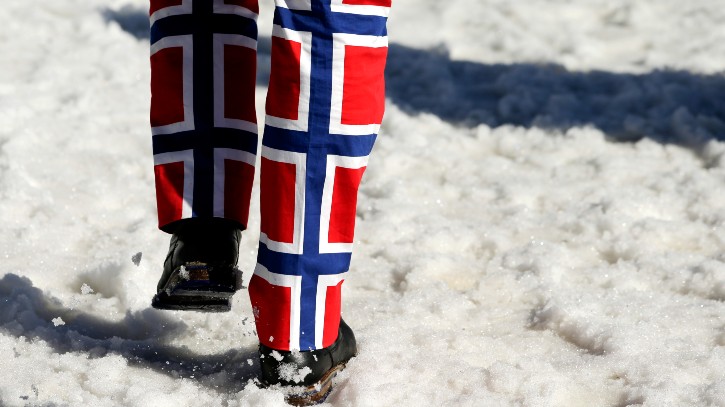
[276, 364, 312, 385]
[1, 0, 724, 406]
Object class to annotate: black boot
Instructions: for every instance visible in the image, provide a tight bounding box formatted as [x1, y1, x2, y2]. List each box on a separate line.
[259, 319, 357, 406]
[152, 218, 242, 312]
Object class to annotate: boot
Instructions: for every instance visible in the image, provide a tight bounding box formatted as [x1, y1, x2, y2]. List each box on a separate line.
[152, 218, 242, 312]
[259, 319, 357, 406]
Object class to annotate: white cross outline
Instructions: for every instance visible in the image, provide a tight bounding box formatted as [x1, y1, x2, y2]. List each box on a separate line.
[212, 0, 259, 21]
[329, 33, 388, 136]
[213, 34, 259, 134]
[314, 273, 347, 349]
[330, 0, 391, 17]
[258, 146, 307, 255]
[319, 154, 369, 253]
[253, 264, 303, 351]
[150, 0, 193, 26]
[274, 0, 312, 11]
[264, 25, 313, 133]
[150, 35, 196, 136]
[212, 148, 256, 219]
[153, 149, 195, 220]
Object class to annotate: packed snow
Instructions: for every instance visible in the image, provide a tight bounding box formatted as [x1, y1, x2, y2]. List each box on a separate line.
[1, 0, 725, 406]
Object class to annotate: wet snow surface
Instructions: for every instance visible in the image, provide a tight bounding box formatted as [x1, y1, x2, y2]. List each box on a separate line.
[1, 0, 725, 405]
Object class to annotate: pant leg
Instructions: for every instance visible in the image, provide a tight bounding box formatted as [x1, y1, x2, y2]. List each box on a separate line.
[149, 0, 260, 233]
[249, 0, 392, 352]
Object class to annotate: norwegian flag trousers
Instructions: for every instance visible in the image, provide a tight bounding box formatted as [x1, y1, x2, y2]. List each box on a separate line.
[149, 0, 390, 351]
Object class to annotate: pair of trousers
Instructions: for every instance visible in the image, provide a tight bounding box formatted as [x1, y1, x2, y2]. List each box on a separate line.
[149, 0, 391, 351]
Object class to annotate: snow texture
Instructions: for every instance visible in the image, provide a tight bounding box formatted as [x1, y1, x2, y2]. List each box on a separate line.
[277, 364, 312, 385]
[1, 0, 725, 406]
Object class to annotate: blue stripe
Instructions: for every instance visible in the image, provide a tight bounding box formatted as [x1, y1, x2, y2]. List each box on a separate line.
[261, 127, 377, 157]
[298, 273, 318, 350]
[274, 7, 388, 37]
[257, 244, 353, 277]
[153, 129, 259, 156]
[151, 14, 258, 45]
[190, 0, 214, 218]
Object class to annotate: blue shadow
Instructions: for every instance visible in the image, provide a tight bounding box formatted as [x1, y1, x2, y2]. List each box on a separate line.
[386, 44, 725, 146]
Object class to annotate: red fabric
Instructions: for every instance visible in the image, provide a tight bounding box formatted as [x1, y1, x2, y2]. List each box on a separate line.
[322, 281, 343, 348]
[329, 166, 366, 243]
[150, 0, 183, 15]
[224, 44, 257, 123]
[249, 274, 292, 350]
[260, 157, 297, 243]
[154, 162, 185, 228]
[341, 45, 387, 125]
[224, 159, 255, 227]
[150, 47, 185, 127]
[266, 37, 302, 120]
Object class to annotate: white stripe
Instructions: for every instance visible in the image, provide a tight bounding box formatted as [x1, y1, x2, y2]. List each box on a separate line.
[213, 148, 256, 218]
[329, 33, 388, 136]
[254, 264, 303, 351]
[150, 35, 195, 136]
[212, 0, 259, 20]
[213, 34, 259, 133]
[258, 147, 306, 255]
[330, 0, 390, 17]
[149, 0, 193, 26]
[315, 273, 347, 349]
[265, 26, 312, 132]
[275, 0, 312, 11]
[153, 150, 195, 219]
[319, 155, 369, 254]
[334, 33, 389, 48]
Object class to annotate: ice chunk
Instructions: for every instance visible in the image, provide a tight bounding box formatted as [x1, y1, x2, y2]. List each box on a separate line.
[179, 265, 190, 280]
[131, 252, 142, 266]
[277, 364, 312, 384]
[270, 350, 283, 362]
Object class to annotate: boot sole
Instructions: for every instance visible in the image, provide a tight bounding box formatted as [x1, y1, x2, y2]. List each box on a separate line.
[284, 363, 347, 406]
[151, 291, 233, 312]
[152, 264, 240, 312]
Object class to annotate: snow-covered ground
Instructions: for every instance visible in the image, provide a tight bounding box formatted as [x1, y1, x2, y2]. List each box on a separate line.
[1, 0, 725, 405]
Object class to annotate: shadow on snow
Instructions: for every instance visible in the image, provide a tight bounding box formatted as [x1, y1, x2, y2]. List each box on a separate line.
[386, 44, 725, 148]
[104, 5, 725, 148]
[0, 274, 259, 395]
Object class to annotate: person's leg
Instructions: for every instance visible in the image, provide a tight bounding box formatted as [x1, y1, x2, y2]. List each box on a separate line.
[248, 0, 391, 402]
[149, 0, 260, 311]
